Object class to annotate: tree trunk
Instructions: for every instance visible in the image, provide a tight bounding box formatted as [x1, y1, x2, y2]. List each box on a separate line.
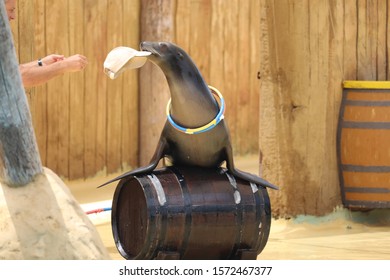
[139, 0, 175, 165]
[0, 2, 42, 186]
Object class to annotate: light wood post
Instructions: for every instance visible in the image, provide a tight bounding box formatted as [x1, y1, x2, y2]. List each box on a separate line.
[139, 0, 175, 165]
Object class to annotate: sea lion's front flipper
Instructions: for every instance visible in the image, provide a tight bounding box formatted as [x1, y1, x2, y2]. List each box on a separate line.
[224, 147, 279, 190]
[97, 137, 169, 188]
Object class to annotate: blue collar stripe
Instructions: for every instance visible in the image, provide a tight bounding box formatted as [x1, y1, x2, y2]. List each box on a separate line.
[166, 85, 225, 135]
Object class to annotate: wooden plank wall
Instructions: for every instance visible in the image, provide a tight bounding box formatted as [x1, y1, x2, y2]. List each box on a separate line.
[138, 0, 176, 166]
[11, 0, 140, 180]
[8, 0, 388, 216]
[138, 0, 261, 164]
[259, 0, 390, 216]
[11, 0, 261, 180]
[175, 0, 261, 157]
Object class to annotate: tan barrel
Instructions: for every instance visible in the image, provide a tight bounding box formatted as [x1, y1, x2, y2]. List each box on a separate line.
[337, 81, 390, 209]
[111, 166, 271, 260]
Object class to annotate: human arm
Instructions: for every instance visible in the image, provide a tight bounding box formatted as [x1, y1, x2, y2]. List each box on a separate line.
[19, 54, 88, 88]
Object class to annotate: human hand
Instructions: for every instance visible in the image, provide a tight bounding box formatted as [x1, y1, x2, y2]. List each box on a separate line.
[61, 54, 88, 72]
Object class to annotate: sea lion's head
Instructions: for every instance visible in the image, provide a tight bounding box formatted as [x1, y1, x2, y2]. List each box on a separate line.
[140, 41, 214, 115]
[140, 41, 199, 79]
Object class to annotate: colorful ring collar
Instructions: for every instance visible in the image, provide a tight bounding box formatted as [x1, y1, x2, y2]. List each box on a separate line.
[166, 85, 225, 134]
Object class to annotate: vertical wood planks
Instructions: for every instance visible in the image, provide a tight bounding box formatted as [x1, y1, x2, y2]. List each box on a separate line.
[175, 0, 191, 51]
[237, 0, 252, 154]
[83, 0, 108, 177]
[188, 0, 211, 81]
[259, 0, 341, 216]
[12, 0, 141, 180]
[16, 0, 34, 66]
[106, 0, 124, 174]
[259, 0, 390, 216]
[377, 0, 387, 80]
[356, 0, 385, 80]
[139, 0, 175, 166]
[223, 0, 239, 147]
[68, 0, 86, 179]
[387, 0, 390, 79]
[209, 0, 225, 93]
[11, 0, 263, 180]
[176, 0, 260, 155]
[16, 0, 35, 125]
[343, 0, 358, 79]
[250, 0, 261, 156]
[327, 0, 345, 208]
[9, 0, 390, 217]
[31, 0, 48, 165]
[121, 0, 140, 170]
[45, 0, 70, 177]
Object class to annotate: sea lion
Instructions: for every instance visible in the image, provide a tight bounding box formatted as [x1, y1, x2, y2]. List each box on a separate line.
[100, 41, 278, 190]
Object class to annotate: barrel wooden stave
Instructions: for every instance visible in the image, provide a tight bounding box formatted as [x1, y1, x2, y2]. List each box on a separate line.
[338, 85, 390, 209]
[111, 166, 271, 260]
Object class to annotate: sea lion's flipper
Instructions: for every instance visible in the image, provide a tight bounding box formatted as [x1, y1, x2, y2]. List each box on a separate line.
[224, 147, 279, 190]
[97, 163, 156, 188]
[230, 167, 279, 190]
[97, 137, 168, 188]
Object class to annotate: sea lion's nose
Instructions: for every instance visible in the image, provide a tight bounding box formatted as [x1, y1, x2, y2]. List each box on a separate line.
[140, 41, 146, 50]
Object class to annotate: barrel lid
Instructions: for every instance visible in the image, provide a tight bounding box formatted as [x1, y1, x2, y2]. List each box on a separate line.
[343, 80, 390, 89]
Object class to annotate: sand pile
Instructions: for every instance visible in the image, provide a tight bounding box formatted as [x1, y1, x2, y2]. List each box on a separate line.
[0, 168, 110, 259]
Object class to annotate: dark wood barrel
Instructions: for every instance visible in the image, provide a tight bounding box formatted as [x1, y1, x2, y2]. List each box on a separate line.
[337, 81, 390, 209]
[111, 166, 271, 260]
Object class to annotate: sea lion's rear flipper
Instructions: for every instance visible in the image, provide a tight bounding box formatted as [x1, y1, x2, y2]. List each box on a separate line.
[97, 137, 168, 188]
[224, 147, 279, 190]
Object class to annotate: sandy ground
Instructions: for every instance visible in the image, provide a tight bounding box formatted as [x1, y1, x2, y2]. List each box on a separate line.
[260, 210, 390, 260]
[66, 155, 390, 260]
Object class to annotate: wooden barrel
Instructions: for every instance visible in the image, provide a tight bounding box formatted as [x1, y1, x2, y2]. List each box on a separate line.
[111, 166, 271, 260]
[337, 81, 390, 209]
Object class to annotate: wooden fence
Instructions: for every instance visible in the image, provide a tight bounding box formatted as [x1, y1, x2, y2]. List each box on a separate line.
[11, 0, 261, 180]
[11, 0, 388, 216]
[259, 0, 390, 216]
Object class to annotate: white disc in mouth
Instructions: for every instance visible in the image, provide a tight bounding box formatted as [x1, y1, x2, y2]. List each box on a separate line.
[103, 47, 151, 79]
